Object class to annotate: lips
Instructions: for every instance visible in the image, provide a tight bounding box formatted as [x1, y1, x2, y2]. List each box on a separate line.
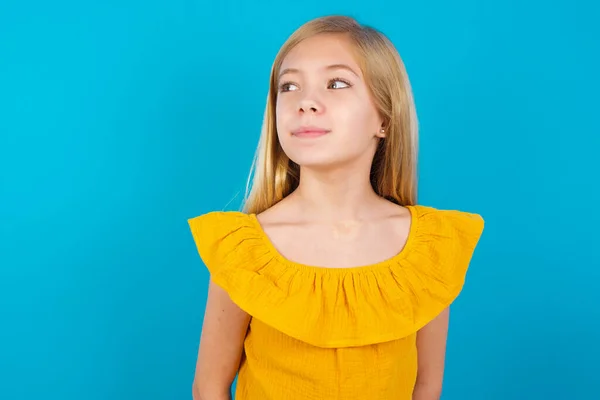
[291, 126, 331, 138]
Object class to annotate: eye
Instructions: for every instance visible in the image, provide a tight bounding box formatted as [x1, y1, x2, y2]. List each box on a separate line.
[328, 78, 352, 89]
[279, 82, 299, 92]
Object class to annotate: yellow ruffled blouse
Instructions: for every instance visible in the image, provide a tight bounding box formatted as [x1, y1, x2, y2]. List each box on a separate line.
[188, 204, 484, 400]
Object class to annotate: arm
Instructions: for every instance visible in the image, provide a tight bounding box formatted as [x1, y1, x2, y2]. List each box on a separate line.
[412, 307, 450, 400]
[192, 280, 251, 400]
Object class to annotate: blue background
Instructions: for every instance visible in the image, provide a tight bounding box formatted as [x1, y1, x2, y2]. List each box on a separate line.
[1, 0, 599, 399]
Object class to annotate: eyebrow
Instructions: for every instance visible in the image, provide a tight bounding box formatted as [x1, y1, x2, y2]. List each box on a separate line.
[278, 64, 360, 80]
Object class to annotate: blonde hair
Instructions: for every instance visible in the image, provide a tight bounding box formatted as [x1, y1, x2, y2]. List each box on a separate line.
[242, 15, 419, 214]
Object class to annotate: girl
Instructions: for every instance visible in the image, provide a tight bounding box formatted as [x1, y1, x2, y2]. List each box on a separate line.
[188, 15, 484, 400]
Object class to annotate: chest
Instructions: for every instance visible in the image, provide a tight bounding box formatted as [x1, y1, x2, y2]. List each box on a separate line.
[263, 219, 408, 268]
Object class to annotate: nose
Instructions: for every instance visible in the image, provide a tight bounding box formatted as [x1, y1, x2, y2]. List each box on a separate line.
[298, 97, 324, 114]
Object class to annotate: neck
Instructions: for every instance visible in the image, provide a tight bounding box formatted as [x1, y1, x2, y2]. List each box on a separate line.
[288, 164, 383, 222]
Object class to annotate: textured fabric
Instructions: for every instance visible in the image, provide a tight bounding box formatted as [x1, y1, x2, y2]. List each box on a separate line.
[188, 204, 484, 400]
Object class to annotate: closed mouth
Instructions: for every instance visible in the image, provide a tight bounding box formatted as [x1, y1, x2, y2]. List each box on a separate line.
[292, 127, 331, 137]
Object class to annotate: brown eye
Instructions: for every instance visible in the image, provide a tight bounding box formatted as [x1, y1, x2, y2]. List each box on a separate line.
[328, 79, 351, 89]
[279, 82, 299, 92]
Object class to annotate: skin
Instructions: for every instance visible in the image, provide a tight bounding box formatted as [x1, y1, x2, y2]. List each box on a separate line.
[192, 33, 448, 400]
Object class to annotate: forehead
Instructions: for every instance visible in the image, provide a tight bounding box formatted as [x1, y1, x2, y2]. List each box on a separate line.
[280, 34, 362, 72]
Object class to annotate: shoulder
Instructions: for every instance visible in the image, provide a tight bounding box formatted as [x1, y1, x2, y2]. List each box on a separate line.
[188, 210, 257, 242]
[188, 210, 249, 227]
[409, 204, 485, 246]
[402, 204, 485, 300]
[187, 210, 259, 268]
[373, 202, 485, 253]
[411, 203, 484, 223]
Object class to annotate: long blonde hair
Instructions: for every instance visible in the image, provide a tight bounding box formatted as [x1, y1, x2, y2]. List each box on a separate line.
[242, 16, 419, 214]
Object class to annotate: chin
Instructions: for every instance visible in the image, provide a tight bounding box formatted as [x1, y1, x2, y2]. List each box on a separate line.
[287, 153, 350, 171]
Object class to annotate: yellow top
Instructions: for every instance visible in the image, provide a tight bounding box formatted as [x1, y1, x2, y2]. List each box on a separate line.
[188, 205, 484, 400]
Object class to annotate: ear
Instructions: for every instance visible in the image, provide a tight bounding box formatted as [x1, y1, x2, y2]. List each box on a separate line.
[375, 125, 386, 138]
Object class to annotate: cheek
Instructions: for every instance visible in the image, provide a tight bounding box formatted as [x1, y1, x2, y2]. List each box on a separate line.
[333, 98, 377, 135]
[275, 98, 295, 127]
[275, 100, 294, 143]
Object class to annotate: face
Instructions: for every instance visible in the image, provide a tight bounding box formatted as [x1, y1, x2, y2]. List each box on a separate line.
[275, 34, 385, 170]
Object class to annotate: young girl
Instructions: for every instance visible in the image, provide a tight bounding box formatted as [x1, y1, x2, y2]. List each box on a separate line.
[188, 15, 484, 400]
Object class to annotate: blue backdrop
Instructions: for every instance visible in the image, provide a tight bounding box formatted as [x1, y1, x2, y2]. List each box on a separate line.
[1, 1, 599, 399]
